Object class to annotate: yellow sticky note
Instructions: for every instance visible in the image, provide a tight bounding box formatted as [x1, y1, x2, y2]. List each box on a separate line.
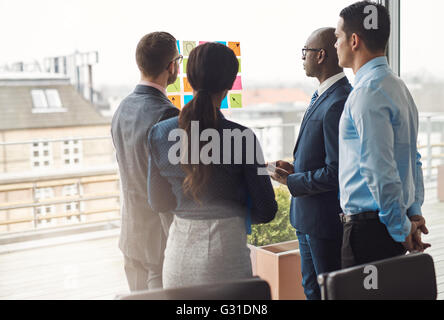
[168, 95, 182, 109]
[183, 77, 193, 93]
[228, 42, 241, 56]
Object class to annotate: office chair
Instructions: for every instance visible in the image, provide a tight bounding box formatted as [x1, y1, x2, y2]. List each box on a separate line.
[115, 277, 271, 300]
[318, 252, 437, 300]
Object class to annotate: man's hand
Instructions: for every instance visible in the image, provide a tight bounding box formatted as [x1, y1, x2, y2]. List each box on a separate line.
[402, 215, 431, 253]
[410, 215, 431, 252]
[267, 160, 293, 186]
[271, 167, 290, 185]
[275, 160, 295, 174]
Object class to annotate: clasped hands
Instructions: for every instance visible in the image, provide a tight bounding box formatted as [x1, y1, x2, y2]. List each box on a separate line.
[403, 215, 431, 253]
[268, 160, 431, 253]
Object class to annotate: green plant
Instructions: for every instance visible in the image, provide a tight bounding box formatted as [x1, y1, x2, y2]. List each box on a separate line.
[247, 186, 297, 247]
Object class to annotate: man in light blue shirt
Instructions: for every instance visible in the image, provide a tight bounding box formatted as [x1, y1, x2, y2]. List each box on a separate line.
[335, 1, 430, 268]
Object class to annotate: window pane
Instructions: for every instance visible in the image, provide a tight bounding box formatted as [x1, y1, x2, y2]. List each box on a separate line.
[401, 1, 444, 113]
[45, 89, 63, 108]
[401, 1, 444, 194]
[30, 90, 48, 108]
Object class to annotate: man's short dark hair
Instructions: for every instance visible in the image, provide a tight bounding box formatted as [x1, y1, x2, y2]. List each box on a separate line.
[340, 1, 390, 53]
[136, 32, 177, 78]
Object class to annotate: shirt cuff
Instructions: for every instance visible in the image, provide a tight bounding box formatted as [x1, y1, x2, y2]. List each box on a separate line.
[406, 202, 423, 218]
[379, 207, 412, 243]
[400, 216, 412, 243]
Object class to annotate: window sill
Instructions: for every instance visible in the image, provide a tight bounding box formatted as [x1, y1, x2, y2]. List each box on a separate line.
[32, 108, 68, 113]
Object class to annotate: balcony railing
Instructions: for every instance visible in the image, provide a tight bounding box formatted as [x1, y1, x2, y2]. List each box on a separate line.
[1, 112, 443, 234]
[0, 167, 120, 233]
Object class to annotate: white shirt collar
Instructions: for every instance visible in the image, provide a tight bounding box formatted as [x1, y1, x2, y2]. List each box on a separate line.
[317, 72, 346, 97]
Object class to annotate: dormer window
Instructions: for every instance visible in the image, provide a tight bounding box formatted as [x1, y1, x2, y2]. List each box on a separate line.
[31, 89, 66, 113]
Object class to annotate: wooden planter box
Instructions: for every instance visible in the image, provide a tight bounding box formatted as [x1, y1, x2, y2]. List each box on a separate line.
[249, 240, 305, 300]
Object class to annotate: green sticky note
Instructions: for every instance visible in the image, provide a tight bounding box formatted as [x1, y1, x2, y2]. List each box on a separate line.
[238, 58, 241, 73]
[183, 58, 188, 74]
[183, 41, 196, 56]
[230, 93, 242, 108]
[167, 78, 181, 93]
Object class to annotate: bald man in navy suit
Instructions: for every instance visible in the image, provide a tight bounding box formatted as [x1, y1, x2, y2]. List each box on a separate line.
[271, 28, 351, 300]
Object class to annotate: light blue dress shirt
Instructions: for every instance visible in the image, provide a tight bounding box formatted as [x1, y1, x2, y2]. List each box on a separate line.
[338, 56, 424, 242]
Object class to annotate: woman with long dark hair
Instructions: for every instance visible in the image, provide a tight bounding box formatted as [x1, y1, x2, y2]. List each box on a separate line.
[147, 42, 277, 288]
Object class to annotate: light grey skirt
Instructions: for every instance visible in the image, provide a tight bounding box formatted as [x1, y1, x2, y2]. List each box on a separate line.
[162, 215, 253, 289]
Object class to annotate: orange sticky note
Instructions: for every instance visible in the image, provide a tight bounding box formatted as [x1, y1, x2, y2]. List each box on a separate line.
[168, 95, 182, 109]
[183, 77, 193, 93]
[228, 42, 241, 56]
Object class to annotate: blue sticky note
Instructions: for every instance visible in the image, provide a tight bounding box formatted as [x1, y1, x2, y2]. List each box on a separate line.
[220, 96, 228, 109]
[216, 41, 227, 46]
[184, 95, 193, 105]
[177, 40, 181, 54]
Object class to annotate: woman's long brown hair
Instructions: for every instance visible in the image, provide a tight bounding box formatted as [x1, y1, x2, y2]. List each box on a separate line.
[178, 42, 238, 203]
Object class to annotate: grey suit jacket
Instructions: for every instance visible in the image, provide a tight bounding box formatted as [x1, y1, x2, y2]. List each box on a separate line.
[111, 85, 179, 263]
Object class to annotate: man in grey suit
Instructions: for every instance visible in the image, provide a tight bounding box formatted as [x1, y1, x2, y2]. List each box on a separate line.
[111, 32, 181, 291]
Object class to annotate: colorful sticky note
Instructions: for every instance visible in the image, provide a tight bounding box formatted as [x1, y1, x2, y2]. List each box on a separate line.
[183, 41, 197, 56]
[168, 95, 182, 109]
[199, 41, 208, 45]
[184, 95, 193, 105]
[183, 58, 188, 74]
[216, 41, 227, 46]
[231, 76, 242, 90]
[229, 93, 242, 108]
[237, 58, 241, 73]
[167, 78, 181, 93]
[176, 40, 181, 54]
[183, 77, 193, 92]
[220, 96, 228, 109]
[228, 42, 241, 56]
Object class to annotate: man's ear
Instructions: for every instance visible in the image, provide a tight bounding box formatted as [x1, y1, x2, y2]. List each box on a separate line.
[318, 49, 327, 64]
[351, 33, 360, 52]
[167, 61, 175, 74]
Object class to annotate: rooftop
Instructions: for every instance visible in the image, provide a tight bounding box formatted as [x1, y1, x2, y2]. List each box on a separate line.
[0, 81, 110, 130]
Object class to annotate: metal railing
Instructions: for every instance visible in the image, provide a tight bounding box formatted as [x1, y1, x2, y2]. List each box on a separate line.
[419, 114, 444, 182]
[0, 168, 120, 233]
[0, 135, 119, 234]
[1, 113, 443, 234]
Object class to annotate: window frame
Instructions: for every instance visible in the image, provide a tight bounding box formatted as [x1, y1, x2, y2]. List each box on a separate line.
[31, 89, 67, 113]
[62, 138, 83, 167]
[380, 0, 401, 76]
[31, 141, 53, 169]
[62, 184, 85, 224]
[34, 187, 55, 228]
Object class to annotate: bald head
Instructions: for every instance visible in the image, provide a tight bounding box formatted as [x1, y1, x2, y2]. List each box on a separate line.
[308, 28, 340, 67]
[303, 27, 342, 80]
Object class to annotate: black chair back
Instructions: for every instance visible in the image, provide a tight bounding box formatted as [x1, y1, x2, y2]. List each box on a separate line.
[318, 253, 437, 300]
[116, 277, 271, 300]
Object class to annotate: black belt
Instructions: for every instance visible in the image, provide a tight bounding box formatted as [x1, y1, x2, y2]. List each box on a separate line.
[340, 212, 379, 223]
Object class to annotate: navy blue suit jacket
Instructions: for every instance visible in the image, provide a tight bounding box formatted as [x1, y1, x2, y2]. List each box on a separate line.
[288, 77, 352, 240]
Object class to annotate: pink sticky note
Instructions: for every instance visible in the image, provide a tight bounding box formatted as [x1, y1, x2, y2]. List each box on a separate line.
[231, 76, 242, 90]
[199, 41, 208, 45]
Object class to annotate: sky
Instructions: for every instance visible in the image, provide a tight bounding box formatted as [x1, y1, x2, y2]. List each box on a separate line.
[0, 0, 443, 89]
